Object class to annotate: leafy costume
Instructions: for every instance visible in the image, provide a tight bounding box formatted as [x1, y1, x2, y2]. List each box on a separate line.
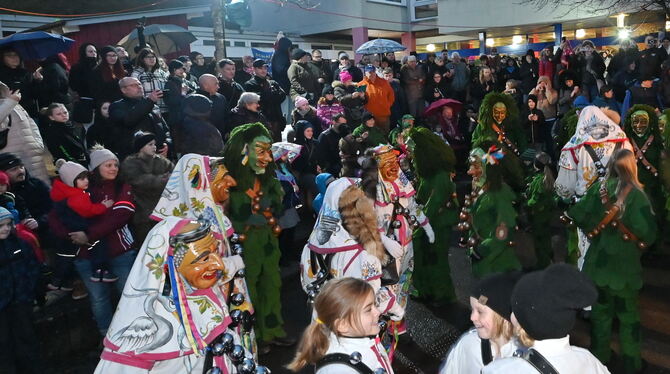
[568, 178, 656, 373]
[523, 162, 558, 269]
[471, 92, 527, 190]
[409, 127, 459, 303]
[660, 110, 670, 220]
[389, 115, 415, 148]
[223, 123, 286, 343]
[623, 105, 666, 251]
[464, 147, 522, 278]
[352, 123, 388, 148]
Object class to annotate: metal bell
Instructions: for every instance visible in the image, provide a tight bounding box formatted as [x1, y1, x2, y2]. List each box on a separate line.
[212, 343, 225, 356]
[316, 269, 327, 279]
[206, 367, 222, 374]
[392, 220, 401, 229]
[458, 236, 468, 247]
[252, 203, 261, 211]
[236, 269, 246, 278]
[231, 293, 245, 306]
[230, 233, 240, 243]
[221, 333, 234, 353]
[230, 309, 243, 326]
[464, 199, 471, 207]
[307, 290, 318, 302]
[457, 222, 464, 231]
[622, 233, 630, 241]
[611, 221, 618, 228]
[646, 165, 651, 170]
[462, 222, 471, 231]
[374, 369, 387, 374]
[378, 319, 387, 332]
[255, 366, 271, 374]
[230, 344, 245, 362]
[638, 241, 647, 249]
[239, 358, 256, 374]
[403, 207, 410, 215]
[257, 191, 264, 197]
[467, 237, 478, 247]
[233, 244, 244, 255]
[508, 241, 515, 247]
[349, 351, 363, 365]
[238, 234, 247, 242]
[394, 207, 403, 215]
[587, 232, 594, 240]
[409, 215, 417, 225]
[459, 211, 469, 221]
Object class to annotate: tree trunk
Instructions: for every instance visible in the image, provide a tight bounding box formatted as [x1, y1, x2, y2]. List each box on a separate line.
[212, 0, 226, 60]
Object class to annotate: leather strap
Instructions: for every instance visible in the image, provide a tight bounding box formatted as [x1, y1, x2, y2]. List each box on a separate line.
[631, 136, 659, 177]
[480, 338, 493, 365]
[492, 124, 520, 156]
[315, 353, 374, 374]
[523, 348, 560, 374]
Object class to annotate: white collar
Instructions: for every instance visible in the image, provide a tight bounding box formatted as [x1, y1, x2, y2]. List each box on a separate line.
[531, 335, 572, 357]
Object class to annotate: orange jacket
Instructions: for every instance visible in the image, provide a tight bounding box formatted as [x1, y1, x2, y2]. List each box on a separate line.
[358, 75, 394, 118]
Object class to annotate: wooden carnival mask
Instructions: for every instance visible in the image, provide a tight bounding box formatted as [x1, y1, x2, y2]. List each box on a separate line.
[172, 221, 225, 290]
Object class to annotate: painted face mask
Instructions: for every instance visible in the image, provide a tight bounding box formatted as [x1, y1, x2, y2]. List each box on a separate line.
[658, 114, 667, 133]
[375, 146, 400, 182]
[210, 164, 237, 204]
[244, 136, 273, 174]
[492, 102, 507, 125]
[631, 110, 650, 137]
[174, 222, 225, 290]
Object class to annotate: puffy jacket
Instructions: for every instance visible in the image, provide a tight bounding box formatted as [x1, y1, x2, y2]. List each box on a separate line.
[0, 98, 50, 183]
[0, 234, 39, 309]
[108, 96, 171, 160]
[332, 81, 367, 125]
[316, 100, 344, 130]
[287, 61, 320, 102]
[174, 94, 224, 156]
[40, 120, 88, 167]
[50, 178, 107, 232]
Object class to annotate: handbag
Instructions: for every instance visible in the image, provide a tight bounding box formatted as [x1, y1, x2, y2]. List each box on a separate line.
[0, 115, 12, 150]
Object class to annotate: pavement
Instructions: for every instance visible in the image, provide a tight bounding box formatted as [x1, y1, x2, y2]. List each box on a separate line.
[35, 207, 670, 374]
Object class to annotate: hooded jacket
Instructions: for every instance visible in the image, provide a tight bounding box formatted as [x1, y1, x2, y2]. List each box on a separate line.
[50, 178, 107, 231]
[174, 94, 224, 156]
[69, 43, 98, 98]
[332, 80, 367, 125]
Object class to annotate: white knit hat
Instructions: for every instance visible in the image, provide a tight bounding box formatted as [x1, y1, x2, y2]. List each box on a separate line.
[89, 147, 118, 171]
[55, 159, 88, 187]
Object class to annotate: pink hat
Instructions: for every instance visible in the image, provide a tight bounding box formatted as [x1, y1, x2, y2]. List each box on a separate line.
[339, 70, 353, 83]
[294, 96, 309, 107]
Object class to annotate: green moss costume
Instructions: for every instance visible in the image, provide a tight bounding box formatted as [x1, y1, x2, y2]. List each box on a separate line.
[524, 172, 558, 269]
[223, 123, 286, 343]
[352, 123, 387, 148]
[555, 109, 579, 150]
[568, 178, 657, 373]
[623, 105, 666, 250]
[471, 92, 527, 190]
[389, 114, 415, 147]
[466, 148, 522, 278]
[409, 127, 458, 303]
[658, 109, 670, 221]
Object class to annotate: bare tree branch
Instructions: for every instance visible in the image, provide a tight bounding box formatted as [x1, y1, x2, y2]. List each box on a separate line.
[518, 0, 669, 20]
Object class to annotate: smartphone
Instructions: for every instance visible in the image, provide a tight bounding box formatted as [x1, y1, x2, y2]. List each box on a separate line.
[356, 85, 367, 93]
[161, 88, 170, 93]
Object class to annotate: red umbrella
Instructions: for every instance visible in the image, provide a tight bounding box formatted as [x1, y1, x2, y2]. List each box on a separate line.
[423, 98, 463, 117]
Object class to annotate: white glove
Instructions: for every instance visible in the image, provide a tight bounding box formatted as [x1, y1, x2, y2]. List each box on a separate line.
[424, 223, 435, 244]
[381, 235, 403, 259]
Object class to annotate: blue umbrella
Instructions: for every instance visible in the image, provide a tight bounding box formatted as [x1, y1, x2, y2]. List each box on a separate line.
[355, 38, 406, 55]
[0, 31, 75, 60]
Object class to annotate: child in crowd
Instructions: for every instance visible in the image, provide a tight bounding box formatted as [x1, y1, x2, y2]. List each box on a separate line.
[558, 72, 581, 117]
[40, 103, 88, 167]
[271, 142, 302, 265]
[352, 112, 386, 148]
[0, 207, 45, 373]
[523, 94, 545, 148]
[441, 271, 522, 373]
[0, 170, 43, 264]
[291, 96, 321, 140]
[316, 86, 344, 132]
[49, 159, 113, 289]
[287, 277, 393, 373]
[121, 131, 173, 245]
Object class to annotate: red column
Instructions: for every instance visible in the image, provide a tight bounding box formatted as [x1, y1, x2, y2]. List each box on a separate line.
[401, 32, 416, 56]
[352, 27, 369, 64]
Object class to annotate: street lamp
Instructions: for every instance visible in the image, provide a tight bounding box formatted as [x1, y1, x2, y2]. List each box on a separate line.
[426, 43, 436, 52]
[486, 38, 494, 47]
[576, 29, 586, 38]
[512, 35, 523, 45]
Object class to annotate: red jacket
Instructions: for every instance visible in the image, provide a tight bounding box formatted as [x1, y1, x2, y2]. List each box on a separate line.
[50, 178, 107, 218]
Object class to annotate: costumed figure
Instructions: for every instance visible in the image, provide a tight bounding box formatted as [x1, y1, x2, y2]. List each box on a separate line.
[222, 123, 290, 349]
[362, 144, 434, 337]
[471, 92, 526, 189]
[564, 149, 656, 373]
[388, 114, 416, 182]
[312, 173, 335, 215]
[151, 154, 258, 356]
[457, 148, 486, 248]
[659, 110, 670, 222]
[300, 177, 405, 322]
[523, 152, 558, 269]
[407, 127, 459, 304]
[555, 106, 631, 269]
[458, 146, 522, 278]
[622, 105, 667, 252]
[95, 217, 268, 373]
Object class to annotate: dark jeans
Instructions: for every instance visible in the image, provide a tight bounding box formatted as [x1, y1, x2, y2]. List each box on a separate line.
[0, 303, 45, 374]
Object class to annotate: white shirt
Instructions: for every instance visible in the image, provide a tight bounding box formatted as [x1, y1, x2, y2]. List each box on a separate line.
[317, 333, 393, 374]
[482, 336, 611, 374]
[440, 328, 519, 374]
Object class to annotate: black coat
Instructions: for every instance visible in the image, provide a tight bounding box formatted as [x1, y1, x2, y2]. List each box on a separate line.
[519, 60, 539, 94]
[90, 66, 123, 104]
[0, 65, 39, 117]
[332, 65, 364, 83]
[244, 75, 286, 123]
[164, 76, 193, 127]
[109, 97, 171, 160]
[228, 106, 269, 137]
[40, 120, 88, 166]
[195, 89, 229, 136]
[69, 57, 97, 98]
[174, 115, 223, 157]
[10, 175, 51, 228]
[38, 59, 71, 107]
[315, 126, 345, 176]
[218, 78, 245, 109]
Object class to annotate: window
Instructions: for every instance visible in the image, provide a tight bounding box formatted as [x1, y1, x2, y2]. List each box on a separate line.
[234, 41, 246, 47]
[368, 0, 407, 6]
[411, 0, 437, 21]
[251, 42, 275, 48]
[203, 40, 231, 46]
[311, 44, 332, 51]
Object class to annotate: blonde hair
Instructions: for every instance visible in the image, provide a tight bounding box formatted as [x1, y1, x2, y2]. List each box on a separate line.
[479, 66, 493, 84]
[515, 325, 535, 348]
[338, 185, 386, 262]
[287, 278, 374, 372]
[490, 312, 515, 342]
[611, 149, 644, 196]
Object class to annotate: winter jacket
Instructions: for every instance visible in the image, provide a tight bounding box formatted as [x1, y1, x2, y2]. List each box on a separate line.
[332, 81, 367, 125]
[85, 115, 115, 151]
[423, 79, 449, 103]
[10, 175, 51, 228]
[49, 179, 135, 260]
[163, 75, 192, 127]
[131, 67, 169, 113]
[174, 95, 223, 156]
[529, 77, 558, 119]
[69, 56, 98, 98]
[0, 98, 50, 183]
[591, 95, 621, 114]
[0, 64, 39, 117]
[287, 61, 320, 103]
[316, 100, 344, 130]
[195, 89, 229, 136]
[108, 96, 171, 160]
[400, 64, 425, 100]
[121, 153, 172, 243]
[450, 61, 470, 92]
[576, 52, 606, 86]
[0, 192, 31, 222]
[37, 58, 71, 107]
[332, 65, 364, 83]
[519, 59, 540, 94]
[50, 178, 107, 231]
[228, 106, 270, 136]
[218, 78, 245, 109]
[291, 106, 321, 138]
[244, 75, 286, 123]
[358, 76, 394, 119]
[0, 234, 39, 309]
[90, 65, 124, 104]
[316, 126, 347, 176]
[293, 120, 319, 175]
[638, 47, 662, 80]
[40, 120, 88, 167]
[271, 36, 293, 93]
[352, 123, 387, 148]
[539, 58, 555, 79]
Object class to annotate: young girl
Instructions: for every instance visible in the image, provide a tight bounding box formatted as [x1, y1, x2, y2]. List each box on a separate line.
[523, 95, 545, 148]
[441, 272, 521, 373]
[50, 159, 113, 289]
[41, 103, 88, 167]
[317, 86, 344, 131]
[288, 277, 393, 374]
[292, 96, 321, 139]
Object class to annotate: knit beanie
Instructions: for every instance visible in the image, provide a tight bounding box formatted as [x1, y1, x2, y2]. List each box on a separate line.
[291, 48, 309, 61]
[511, 264, 597, 340]
[470, 271, 522, 321]
[527, 94, 538, 106]
[339, 70, 353, 83]
[322, 85, 334, 97]
[133, 131, 157, 154]
[0, 153, 22, 171]
[573, 95, 590, 109]
[0, 207, 13, 222]
[294, 96, 309, 108]
[99, 45, 117, 59]
[0, 170, 9, 186]
[168, 59, 184, 74]
[55, 159, 88, 187]
[89, 147, 118, 171]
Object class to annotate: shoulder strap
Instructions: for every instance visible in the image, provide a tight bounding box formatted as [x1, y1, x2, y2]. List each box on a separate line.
[583, 144, 606, 178]
[315, 353, 374, 374]
[523, 348, 560, 374]
[480, 338, 493, 365]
